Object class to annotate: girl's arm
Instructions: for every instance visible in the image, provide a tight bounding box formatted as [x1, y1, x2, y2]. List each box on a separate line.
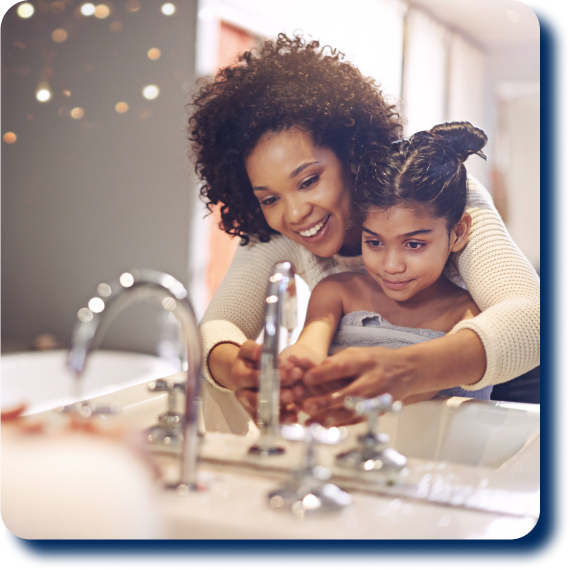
[287, 278, 345, 365]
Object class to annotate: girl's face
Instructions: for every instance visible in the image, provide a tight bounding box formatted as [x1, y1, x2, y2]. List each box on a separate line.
[245, 127, 359, 258]
[361, 205, 470, 303]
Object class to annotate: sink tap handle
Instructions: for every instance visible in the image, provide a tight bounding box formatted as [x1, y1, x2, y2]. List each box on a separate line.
[344, 394, 402, 437]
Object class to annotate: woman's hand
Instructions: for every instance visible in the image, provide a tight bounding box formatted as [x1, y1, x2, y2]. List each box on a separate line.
[300, 346, 416, 418]
[300, 330, 486, 424]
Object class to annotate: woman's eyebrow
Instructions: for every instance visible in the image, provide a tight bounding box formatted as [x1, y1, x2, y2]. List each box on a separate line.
[289, 161, 320, 179]
[252, 161, 320, 192]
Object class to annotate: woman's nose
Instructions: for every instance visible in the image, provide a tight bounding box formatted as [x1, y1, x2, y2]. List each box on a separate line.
[383, 248, 406, 274]
[284, 195, 311, 225]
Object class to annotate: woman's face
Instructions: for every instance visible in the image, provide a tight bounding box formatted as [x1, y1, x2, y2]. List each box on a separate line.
[245, 127, 357, 258]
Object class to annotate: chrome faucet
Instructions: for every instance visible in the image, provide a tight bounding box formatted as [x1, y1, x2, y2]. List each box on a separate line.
[66, 268, 204, 492]
[249, 261, 297, 456]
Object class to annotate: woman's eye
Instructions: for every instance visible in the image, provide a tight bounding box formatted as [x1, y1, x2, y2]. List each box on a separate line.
[300, 175, 319, 189]
[406, 241, 424, 250]
[260, 196, 278, 206]
[365, 239, 382, 248]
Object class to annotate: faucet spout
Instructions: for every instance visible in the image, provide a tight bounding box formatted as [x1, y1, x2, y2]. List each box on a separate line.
[67, 268, 203, 490]
[249, 261, 297, 456]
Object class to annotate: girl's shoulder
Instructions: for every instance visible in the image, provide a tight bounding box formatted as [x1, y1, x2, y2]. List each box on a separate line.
[446, 285, 482, 323]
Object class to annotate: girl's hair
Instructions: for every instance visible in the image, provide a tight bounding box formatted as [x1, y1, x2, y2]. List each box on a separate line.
[354, 121, 488, 230]
[188, 33, 403, 244]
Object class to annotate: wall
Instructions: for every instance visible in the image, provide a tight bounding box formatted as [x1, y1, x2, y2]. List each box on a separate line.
[1, 1, 199, 353]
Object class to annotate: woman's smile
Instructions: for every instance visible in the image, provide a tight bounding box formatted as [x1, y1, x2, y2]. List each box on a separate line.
[245, 127, 358, 258]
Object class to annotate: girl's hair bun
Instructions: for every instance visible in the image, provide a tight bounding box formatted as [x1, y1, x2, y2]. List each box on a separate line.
[429, 121, 488, 162]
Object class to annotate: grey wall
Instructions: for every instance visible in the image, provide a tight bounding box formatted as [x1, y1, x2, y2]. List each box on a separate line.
[2, 1, 199, 353]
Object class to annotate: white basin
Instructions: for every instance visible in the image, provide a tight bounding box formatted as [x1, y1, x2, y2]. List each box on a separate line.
[2, 372, 540, 539]
[1, 349, 181, 416]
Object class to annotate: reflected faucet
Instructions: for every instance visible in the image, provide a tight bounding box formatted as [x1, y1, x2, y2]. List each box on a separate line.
[249, 261, 297, 456]
[66, 268, 204, 492]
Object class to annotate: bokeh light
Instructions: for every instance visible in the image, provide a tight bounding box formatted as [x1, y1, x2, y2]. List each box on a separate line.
[70, 107, 85, 119]
[125, 0, 141, 12]
[51, 2, 66, 13]
[36, 86, 52, 102]
[147, 48, 161, 60]
[115, 102, 129, 113]
[80, 3, 96, 16]
[142, 85, 160, 100]
[94, 4, 110, 18]
[97, 283, 112, 297]
[120, 272, 134, 287]
[52, 29, 68, 43]
[3, 132, 17, 144]
[110, 21, 122, 32]
[62, 90, 71, 97]
[88, 297, 105, 313]
[17, 3, 35, 18]
[161, 3, 176, 16]
[77, 308, 94, 322]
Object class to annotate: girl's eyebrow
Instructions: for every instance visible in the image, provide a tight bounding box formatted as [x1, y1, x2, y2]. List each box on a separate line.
[401, 229, 433, 238]
[362, 226, 433, 238]
[252, 161, 320, 192]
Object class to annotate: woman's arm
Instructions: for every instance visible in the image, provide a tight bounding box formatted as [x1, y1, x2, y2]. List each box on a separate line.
[450, 176, 540, 389]
[200, 234, 305, 391]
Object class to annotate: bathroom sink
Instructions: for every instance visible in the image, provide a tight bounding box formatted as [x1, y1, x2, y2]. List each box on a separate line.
[5, 373, 539, 539]
[100, 375, 540, 536]
[1, 349, 180, 416]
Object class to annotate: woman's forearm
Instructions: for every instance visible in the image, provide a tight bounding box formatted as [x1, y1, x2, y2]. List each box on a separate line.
[406, 329, 487, 393]
[302, 329, 487, 412]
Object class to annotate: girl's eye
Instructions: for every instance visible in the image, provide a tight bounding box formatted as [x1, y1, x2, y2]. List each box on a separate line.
[260, 196, 278, 206]
[300, 175, 319, 189]
[365, 239, 383, 248]
[406, 241, 424, 250]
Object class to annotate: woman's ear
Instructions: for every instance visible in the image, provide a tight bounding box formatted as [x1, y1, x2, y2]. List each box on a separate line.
[449, 212, 472, 252]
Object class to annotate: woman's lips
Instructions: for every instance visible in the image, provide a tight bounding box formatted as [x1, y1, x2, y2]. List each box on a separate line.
[297, 215, 331, 243]
[381, 278, 413, 291]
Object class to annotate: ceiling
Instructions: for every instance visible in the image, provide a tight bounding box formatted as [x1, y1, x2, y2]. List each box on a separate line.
[408, 0, 540, 49]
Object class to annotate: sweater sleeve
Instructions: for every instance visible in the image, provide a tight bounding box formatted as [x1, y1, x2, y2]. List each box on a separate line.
[200, 235, 304, 391]
[449, 176, 540, 390]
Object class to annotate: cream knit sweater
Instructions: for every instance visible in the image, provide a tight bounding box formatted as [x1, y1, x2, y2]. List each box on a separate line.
[199, 176, 540, 433]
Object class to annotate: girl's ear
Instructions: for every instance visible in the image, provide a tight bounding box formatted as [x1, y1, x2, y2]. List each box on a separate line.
[449, 212, 472, 253]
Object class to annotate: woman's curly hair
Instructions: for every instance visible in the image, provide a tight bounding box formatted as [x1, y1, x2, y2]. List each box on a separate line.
[188, 33, 403, 244]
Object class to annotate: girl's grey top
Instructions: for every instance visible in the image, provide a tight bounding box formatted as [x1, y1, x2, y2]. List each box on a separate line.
[329, 311, 493, 400]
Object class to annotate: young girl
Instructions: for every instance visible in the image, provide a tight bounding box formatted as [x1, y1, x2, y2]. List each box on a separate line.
[285, 122, 493, 424]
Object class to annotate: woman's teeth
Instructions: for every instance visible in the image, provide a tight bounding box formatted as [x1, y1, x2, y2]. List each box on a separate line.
[299, 216, 328, 237]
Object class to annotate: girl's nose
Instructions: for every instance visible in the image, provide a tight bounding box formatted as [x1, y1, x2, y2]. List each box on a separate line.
[383, 247, 406, 274]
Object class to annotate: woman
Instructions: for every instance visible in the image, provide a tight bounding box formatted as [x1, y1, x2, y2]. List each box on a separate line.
[189, 35, 540, 433]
